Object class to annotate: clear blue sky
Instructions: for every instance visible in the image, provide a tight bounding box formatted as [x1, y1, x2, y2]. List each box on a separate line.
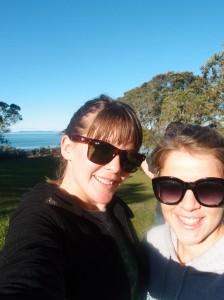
[0, 0, 223, 131]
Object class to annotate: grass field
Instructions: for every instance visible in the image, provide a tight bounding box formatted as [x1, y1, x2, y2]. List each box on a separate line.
[0, 156, 156, 250]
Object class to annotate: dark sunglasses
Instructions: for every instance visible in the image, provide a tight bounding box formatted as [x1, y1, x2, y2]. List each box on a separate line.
[152, 176, 224, 207]
[69, 135, 146, 173]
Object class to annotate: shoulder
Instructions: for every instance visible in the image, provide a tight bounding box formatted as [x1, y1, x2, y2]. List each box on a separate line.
[9, 184, 61, 231]
[144, 224, 172, 257]
[109, 194, 134, 218]
[18, 182, 83, 216]
[19, 182, 58, 206]
[13, 183, 58, 217]
[146, 224, 167, 242]
[9, 183, 79, 233]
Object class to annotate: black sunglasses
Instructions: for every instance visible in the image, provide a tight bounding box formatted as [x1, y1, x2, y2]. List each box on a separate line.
[69, 135, 146, 173]
[152, 176, 224, 207]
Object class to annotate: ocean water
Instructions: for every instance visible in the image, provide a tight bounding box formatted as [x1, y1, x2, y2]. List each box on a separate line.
[4, 131, 62, 150]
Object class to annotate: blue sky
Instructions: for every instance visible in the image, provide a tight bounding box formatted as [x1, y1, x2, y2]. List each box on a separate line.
[0, 0, 223, 131]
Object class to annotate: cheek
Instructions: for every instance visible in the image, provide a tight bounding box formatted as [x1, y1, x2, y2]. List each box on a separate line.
[72, 146, 89, 166]
[161, 203, 175, 217]
[208, 207, 224, 223]
[72, 156, 99, 175]
[70, 150, 89, 175]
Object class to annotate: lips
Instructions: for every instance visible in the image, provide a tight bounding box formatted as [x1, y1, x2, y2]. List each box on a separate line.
[178, 215, 203, 226]
[94, 175, 115, 185]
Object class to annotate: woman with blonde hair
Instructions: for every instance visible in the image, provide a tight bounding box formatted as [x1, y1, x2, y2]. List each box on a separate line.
[144, 122, 224, 299]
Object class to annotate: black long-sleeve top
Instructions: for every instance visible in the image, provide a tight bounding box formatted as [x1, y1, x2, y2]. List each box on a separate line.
[0, 183, 147, 300]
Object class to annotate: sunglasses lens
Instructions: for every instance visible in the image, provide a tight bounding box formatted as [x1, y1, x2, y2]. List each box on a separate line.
[121, 151, 143, 173]
[196, 181, 224, 206]
[88, 143, 115, 164]
[154, 179, 183, 204]
[87, 140, 144, 173]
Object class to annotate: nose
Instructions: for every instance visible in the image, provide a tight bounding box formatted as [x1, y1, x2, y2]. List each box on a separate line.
[179, 190, 201, 211]
[104, 154, 122, 173]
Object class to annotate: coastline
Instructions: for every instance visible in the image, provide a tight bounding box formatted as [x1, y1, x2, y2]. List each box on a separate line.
[4, 131, 62, 150]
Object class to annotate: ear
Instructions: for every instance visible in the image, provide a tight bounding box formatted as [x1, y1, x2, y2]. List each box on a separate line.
[61, 135, 73, 161]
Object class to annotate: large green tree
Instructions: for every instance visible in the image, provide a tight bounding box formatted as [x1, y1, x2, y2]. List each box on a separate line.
[118, 71, 198, 130]
[0, 102, 22, 144]
[118, 50, 224, 148]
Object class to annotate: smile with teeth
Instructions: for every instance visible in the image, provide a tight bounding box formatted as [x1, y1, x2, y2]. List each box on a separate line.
[178, 216, 202, 226]
[94, 175, 115, 185]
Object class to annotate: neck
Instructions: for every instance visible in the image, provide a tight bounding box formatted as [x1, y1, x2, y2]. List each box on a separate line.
[177, 223, 224, 264]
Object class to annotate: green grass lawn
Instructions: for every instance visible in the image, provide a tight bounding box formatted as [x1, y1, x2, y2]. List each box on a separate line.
[0, 156, 156, 250]
[117, 170, 156, 238]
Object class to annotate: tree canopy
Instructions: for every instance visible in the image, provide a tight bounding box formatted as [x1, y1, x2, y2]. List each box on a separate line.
[118, 50, 224, 149]
[0, 102, 22, 144]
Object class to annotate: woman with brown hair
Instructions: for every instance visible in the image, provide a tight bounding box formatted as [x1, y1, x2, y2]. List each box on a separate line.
[0, 95, 147, 300]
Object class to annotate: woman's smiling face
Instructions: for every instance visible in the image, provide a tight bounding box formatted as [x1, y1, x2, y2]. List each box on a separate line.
[160, 149, 224, 253]
[60, 134, 132, 210]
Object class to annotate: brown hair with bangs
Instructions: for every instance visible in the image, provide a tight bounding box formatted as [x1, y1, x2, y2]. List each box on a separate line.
[49, 94, 143, 185]
[87, 101, 142, 148]
[65, 94, 142, 149]
[150, 122, 224, 176]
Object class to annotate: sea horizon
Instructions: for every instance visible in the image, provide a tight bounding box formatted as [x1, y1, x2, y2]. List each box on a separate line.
[10, 130, 62, 133]
[5, 131, 62, 150]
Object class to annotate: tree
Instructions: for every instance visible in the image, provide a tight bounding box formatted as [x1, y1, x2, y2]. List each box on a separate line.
[159, 88, 218, 127]
[118, 71, 199, 129]
[117, 50, 224, 148]
[118, 71, 201, 147]
[200, 50, 224, 84]
[0, 102, 22, 144]
[200, 50, 224, 133]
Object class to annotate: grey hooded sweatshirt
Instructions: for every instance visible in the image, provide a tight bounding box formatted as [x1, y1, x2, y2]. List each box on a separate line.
[144, 223, 224, 300]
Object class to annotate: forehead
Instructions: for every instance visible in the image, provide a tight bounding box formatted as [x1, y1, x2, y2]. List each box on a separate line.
[83, 110, 141, 151]
[161, 150, 222, 180]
